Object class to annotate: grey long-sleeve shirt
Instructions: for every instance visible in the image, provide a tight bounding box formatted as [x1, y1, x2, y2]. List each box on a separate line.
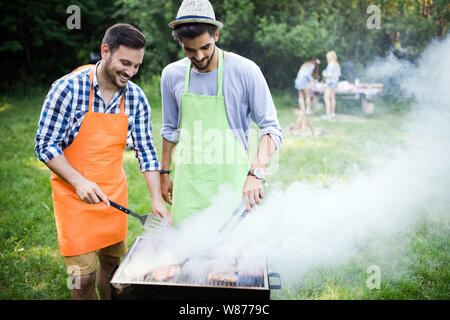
[160, 52, 283, 151]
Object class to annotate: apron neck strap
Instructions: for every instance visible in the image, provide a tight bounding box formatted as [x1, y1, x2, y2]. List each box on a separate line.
[88, 67, 125, 114]
[217, 48, 223, 96]
[184, 47, 223, 97]
[88, 67, 95, 113]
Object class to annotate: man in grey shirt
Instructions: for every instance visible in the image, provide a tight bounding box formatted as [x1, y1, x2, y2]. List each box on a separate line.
[160, 0, 282, 223]
[161, 53, 282, 151]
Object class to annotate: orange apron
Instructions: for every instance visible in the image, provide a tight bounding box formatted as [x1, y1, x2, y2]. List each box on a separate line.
[72, 64, 95, 73]
[50, 67, 128, 256]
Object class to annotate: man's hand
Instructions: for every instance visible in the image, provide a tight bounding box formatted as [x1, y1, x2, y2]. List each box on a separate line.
[142, 170, 173, 226]
[151, 198, 173, 226]
[73, 175, 110, 206]
[46, 154, 110, 206]
[242, 175, 264, 211]
[160, 173, 173, 205]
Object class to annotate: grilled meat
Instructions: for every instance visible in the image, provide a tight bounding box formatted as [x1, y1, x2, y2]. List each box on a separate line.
[151, 264, 181, 281]
[208, 271, 238, 283]
[207, 257, 238, 283]
[237, 261, 264, 278]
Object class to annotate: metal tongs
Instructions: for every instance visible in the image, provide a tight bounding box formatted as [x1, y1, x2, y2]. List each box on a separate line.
[108, 199, 169, 232]
[218, 181, 268, 233]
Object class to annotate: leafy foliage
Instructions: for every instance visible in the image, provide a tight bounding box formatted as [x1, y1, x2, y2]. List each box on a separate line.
[115, 0, 449, 88]
[0, 0, 448, 90]
[0, 0, 116, 90]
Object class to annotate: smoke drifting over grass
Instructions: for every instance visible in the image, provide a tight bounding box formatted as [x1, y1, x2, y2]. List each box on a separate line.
[121, 35, 450, 286]
[252, 35, 450, 280]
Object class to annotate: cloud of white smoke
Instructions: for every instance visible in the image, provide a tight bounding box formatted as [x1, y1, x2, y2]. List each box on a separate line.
[117, 35, 450, 286]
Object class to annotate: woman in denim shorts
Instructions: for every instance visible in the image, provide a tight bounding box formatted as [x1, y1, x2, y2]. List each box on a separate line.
[294, 58, 320, 115]
[322, 51, 341, 119]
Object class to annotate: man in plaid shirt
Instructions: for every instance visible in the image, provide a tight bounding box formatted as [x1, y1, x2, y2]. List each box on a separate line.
[35, 24, 171, 299]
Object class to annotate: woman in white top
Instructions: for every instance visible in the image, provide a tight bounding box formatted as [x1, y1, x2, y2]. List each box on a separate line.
[322, 50, 341, 119]
[294, 58, 320, 115]
[322, 51, 341, 119]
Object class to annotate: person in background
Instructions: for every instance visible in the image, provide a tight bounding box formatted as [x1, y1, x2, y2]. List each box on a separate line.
[35, 23, 171, 300]
[322, 50, 341, 119]
[294, 58, 320, 115]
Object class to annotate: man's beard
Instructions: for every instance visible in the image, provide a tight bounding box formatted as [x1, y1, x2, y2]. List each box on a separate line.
[191, 45, 216, 71]
[104, 57, 128, 88]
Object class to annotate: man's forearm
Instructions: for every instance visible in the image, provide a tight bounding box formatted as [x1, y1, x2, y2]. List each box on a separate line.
[242, 134, 276, 210]
[46, 154, 84, 187]
[250, 134, 277, 170]
[47, 154, 109, 204]
[143, 171, 165, 202]
[161, 137, 177, 170]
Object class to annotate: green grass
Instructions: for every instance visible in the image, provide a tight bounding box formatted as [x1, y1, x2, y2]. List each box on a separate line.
[271, 216, 450, 300]
[0, 82, 448, 299]
[273, 94, 407, 186]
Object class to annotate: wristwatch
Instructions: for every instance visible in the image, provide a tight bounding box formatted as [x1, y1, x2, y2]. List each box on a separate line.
[247, 168, 265, 180]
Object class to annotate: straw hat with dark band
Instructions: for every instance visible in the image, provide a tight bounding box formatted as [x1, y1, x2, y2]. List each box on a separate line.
[169, 0, 223, 29]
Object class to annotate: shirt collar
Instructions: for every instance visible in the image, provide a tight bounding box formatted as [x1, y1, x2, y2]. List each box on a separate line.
[92, 61, 128, 94]
[92, 61, 101, 90]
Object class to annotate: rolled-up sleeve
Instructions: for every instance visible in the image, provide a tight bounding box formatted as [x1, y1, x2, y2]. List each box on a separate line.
[35, 79, 73, 164]
[132, 93, 161, 172]
[248, 66, 283, 150]
[160, 67, 180, 143]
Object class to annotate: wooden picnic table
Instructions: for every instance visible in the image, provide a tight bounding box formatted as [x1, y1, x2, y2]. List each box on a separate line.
[309, 83, 383, 114]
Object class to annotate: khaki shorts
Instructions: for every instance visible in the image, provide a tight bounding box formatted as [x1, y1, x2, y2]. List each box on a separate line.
[65, 240, 127, 276]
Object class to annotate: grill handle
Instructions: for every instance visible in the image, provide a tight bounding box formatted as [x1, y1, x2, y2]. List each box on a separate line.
[268, 272, 282, 290]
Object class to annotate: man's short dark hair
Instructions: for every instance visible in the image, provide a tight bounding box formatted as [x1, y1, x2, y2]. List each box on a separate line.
[102, 23, 146, 53]
[172, 23, 218, 40]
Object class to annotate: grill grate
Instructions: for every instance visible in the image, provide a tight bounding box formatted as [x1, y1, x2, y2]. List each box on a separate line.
[112, 237, 268, 289]
[141, 269, 265, 288]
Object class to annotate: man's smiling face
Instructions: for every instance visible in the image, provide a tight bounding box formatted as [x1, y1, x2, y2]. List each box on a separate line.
[178, 30, 219, 72]
[102, 44, 144, 88]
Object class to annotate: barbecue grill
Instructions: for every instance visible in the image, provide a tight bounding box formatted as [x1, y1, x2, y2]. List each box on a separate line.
[110, 236, 281, 300]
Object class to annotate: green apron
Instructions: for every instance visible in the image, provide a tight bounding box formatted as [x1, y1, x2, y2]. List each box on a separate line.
[171, 49, 250, 225]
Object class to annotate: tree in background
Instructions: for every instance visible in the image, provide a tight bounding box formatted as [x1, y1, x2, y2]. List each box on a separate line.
[113, 0, 180, 79]
[116, 0, 447, 89]
[1, 0, 447, 91]
[0, 0, 116, 91]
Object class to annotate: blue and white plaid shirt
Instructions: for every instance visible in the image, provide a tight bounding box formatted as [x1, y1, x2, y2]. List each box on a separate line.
[35, 63, 161, 172]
